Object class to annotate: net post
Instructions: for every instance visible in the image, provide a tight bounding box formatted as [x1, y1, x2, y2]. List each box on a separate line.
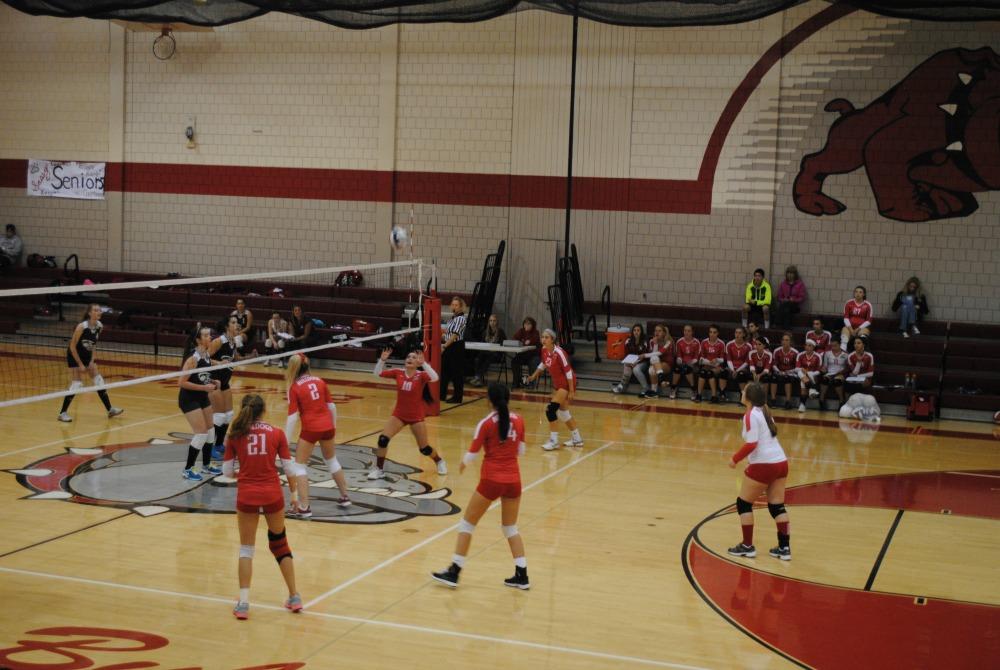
[423, 296, 441, 417]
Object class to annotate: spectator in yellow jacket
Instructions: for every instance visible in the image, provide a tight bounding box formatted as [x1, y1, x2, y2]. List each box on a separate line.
[742, 268, 772, 329]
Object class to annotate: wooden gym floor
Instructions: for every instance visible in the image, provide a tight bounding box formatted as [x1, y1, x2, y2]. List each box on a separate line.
[0, 356, 997, 669]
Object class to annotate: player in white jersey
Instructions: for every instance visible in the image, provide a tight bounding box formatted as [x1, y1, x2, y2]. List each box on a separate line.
[726, 382, 791, 561]
[819, 339, 850, 409]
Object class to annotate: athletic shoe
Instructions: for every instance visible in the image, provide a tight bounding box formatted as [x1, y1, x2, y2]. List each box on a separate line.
[911, 325, 920, 335]
[668, 388, 677, 400]
[769, 546, 791, 561]
[817, 402, 826, 412]
[504, 566, 530, 590]
[436, 459, 448, 475]
[182, 468, 203, 482]
[233, 601, 249, 620]
[611, 383, 624, 394]
[727, 543, 756, 558]
[431, 563, 461, 588]
[58, 412, 72, 423]
[808, 388, 820, 398]
[211, 444, 225, 461]
[203, 464, 223, 476]
[541, 438, 560, 451]
[798, 402, 806, 413]
[562, 438, 584, 447]
[692, 393, 702, 403]
[716, 393, 727, 404]
[367, 466, 386, 480]
[294, 506, 312, 519]
[444, 397, 462, 404]
[107, 407, 124, 417]
[768, 399, 779, 409]
[263, 359, 273, 367]
[285, 594, 303, 612]
[286, 503, 300, 518]
[709, 395, 719, 404]
[784, 400, 793, 410]
[640, 389, 657, 398]
[902, 331, 909, 338]
[337, 496, 352, 508]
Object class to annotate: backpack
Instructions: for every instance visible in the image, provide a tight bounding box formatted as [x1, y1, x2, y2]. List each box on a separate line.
[906, 393, 936, 421]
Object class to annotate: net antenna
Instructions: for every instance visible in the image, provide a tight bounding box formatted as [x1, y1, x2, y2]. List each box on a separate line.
[0, 259, 435, 410]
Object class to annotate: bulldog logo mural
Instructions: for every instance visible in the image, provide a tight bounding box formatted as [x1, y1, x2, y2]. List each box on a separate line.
[5, 433, 459, 524]
[794, 47, 1000, 222]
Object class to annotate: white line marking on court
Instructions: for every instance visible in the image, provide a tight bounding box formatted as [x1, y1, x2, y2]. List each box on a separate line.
[946, 471, 1000, 479]
[0, 411, 182, 458]
[305, 440, 617, 609]
[0, 565, 708, 670]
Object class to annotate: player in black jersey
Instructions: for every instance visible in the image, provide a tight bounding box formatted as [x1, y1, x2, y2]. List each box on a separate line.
[179, 325, 221, 481]
[58, 304, 124, 422]
[231, 298, 254, 345]
[207, 316, 257, 459]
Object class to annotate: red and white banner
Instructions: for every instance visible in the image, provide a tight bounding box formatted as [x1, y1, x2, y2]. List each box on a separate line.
[27, 159, 105, 200]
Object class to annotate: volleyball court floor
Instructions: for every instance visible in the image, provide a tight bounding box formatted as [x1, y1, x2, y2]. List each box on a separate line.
[0, 357, 997, 669]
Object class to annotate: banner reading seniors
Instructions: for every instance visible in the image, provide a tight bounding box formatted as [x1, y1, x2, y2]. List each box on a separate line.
[27, 159, 105, 200]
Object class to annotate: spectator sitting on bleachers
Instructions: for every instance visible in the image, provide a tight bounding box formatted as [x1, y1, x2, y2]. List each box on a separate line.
[770, 332, 799, 410]
[0, 224, 23, 270]
[697, 324, 727, 403]
[819, 339, 849, 409]
[742, 268, 772, 329]
[892, 276, 929, 338]
[470, 314, 507, 387]
[749, 337, 772, 386]
[725, 326, 753, 397]
[841, 285, 873, 350]
[845, 337, 875, 391]
[287, 305, 314, 352]
[645, 323, 673, 398]
[795, 339, 823, 413]
[511, 317, 541, 389]
[775, 265, 807, 329]
[670, 324, 702, 400]
[231, 298, 254, 345]
[805, 318, 831, 354]
[264, 311, 291, 367]
[612, 324, 649, 396]
[746, 321, 764, 348]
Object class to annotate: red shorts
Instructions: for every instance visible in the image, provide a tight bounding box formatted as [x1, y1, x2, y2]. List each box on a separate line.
[392, 412, 425, 426]
[237, 493, 285, 515]
[745, 461, 789, 485]
[476, 479, 522, 501]
[299, 428, 335, 444]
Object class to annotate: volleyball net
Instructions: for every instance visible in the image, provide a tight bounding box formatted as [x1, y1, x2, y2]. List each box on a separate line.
[0, 259, 435, 409]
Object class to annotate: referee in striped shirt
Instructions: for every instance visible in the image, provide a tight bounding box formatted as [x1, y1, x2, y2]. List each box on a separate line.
[441, 297, 468, 403]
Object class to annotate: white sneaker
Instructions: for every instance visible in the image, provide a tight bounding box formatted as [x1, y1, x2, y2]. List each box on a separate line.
[611, 383, 623, 394]
[562, 438, 584, 447]
[541, 439, 560, 451]
[798, 402, 807, 413]
[58, 412, 72, 423]
[367, 466, 385, 480]
[808, 388, 819, 398]
[436, 459, 448, 475]
[107, 407, 124, 417]
[902, 331, 909, 338]
[911, 325, 920, 335]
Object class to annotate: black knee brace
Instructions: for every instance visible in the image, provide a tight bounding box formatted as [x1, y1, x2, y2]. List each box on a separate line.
[419, 445, 433, 456]
[377, 434, 390, 449]
[736, 497, 754, 515]
[267, 528, 293, 564]
[768, 503, 787, 518]
[545, 402, 560, 422]
[677, 364, 691, 376]
[832, 377, 844, 387]
[657, 370, 667, 384]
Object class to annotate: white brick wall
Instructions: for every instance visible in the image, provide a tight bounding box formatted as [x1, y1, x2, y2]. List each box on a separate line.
[0, 187, 109, 269]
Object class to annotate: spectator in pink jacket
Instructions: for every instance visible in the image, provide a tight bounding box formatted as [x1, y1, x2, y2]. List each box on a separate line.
[774, 265, 807, 329]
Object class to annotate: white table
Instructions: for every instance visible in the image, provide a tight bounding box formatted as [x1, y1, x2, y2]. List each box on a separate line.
[465, 342, 536, 385]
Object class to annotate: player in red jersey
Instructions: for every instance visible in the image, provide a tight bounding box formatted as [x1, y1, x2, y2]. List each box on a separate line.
[770, 333, 799, 410]
[846, 338, 875, 391]
[222, 394, 302, 619]
[805, 318, 832, 354]
[697, 324, 728, 403]
[432, 383, 530, 590]
[749, 337, 773, 386]
[371, 347, 447, 479]
[794, 339, 823, 413]
[283, 354, 351, 518]
[841, 285, 873, 349]
[670, 324, 702, 400]
[525, 328, 583, 450]
[725, 327, 753, 397]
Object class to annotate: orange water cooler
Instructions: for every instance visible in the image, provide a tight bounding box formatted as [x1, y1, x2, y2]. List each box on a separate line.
[605, 326, 630, 360]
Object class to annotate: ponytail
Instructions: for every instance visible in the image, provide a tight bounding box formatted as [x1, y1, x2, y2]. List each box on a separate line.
[487, 382, 511, 439]
[761, 403, 778, 437]
[285, 353, 308, 389]
[228, 394, 265, 439]
[745, 381, 778, 437]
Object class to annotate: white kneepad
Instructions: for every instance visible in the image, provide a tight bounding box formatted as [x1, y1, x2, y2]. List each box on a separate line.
[92, 374, 105, 386]
[502, 525, 519, 539]
[191, 433, 208, 449]
[556, 409, 571, 422]
[68, 380, 84, 392]
[225, 410, 234, 423]
[239, 545, 255, 559]
[292, 461, 309, 477]
[213, 412, 227, 426]
[457, 519, 477, 535]
[325, 457, 342, 474]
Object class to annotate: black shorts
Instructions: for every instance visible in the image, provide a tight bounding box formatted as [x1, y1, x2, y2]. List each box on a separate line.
[754, 371, 771, 383]
[67, 349, 92, 369]
[699, 365, 723, 379]
[821, 374, 845, 386]
[214, 370, 232, 392]
[727, 368, 751, 383]
[675, 363, 697, 375]
[178, 390, 210, 413]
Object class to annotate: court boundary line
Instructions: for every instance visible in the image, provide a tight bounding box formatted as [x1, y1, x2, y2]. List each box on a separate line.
[0, 511, 132, 559]
[0, 410, 183, 459]
[303, 440, 616, 609]
[0, 565, 709, 670]
[864, 509, 904, 591]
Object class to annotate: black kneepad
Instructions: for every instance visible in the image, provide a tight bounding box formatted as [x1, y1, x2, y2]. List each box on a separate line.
[736, 497, 754, 515]
[377, 434, 390, 448]
[677, 364, 691, 376]
[767, 503, 786, 518]
[545, 402, 560, 422]
[419, 445, 433, 456]
[698, 367, 712, 379]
